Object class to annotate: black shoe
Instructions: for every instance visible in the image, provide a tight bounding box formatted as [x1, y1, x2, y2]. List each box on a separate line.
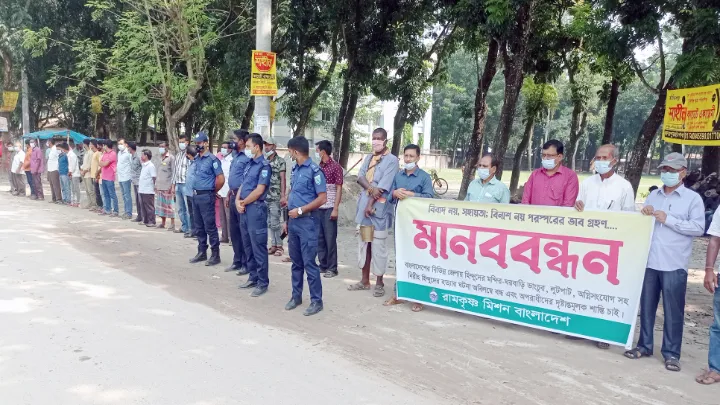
[323, 271, 338, 278]
[236, 267, 249, 276]
[189, 251, 207, 263]
[239, 280, 257, 289]
[225, 264, 241, 272]
[132, 217, 142, 222]
[184, 233, 193, 238]
[285, 298, 302, 311]
[319, 269, 327, 274]
[251, 286, 268, 297]
[205, 249, 221, 266]
[303, 302, 323, 316]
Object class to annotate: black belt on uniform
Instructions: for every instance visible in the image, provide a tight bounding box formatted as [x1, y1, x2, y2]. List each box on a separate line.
[193, 189, 213, 195]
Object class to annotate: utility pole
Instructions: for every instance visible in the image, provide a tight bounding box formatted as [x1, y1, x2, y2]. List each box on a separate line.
[253, 0, 272, 139]
[21, 69, 30, 134]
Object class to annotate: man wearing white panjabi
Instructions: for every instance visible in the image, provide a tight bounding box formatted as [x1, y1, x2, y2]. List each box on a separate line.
[575, 144, 635, 213]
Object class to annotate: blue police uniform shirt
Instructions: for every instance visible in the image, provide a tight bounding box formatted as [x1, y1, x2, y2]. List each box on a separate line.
[240, 155, 271, 200]
[228, 153, 250, 190]
[289, 158, 327, 210]
[192, 152, 223, 191]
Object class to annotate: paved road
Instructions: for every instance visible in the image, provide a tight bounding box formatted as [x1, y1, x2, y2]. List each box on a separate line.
[0, 196, 438, 405]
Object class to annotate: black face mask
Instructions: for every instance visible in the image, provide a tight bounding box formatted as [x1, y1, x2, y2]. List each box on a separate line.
[197, 144, 205, 152]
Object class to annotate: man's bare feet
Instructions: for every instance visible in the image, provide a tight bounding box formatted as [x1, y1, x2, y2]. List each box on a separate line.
[383, 297, 402, 306]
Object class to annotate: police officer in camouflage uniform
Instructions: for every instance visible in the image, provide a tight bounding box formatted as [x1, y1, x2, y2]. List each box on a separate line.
[264, 136, 287, 257]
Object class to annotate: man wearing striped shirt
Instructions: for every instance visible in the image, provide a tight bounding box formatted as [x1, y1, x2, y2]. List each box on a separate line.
[171, 134, 191, 236]
[315, 140, 343, 278]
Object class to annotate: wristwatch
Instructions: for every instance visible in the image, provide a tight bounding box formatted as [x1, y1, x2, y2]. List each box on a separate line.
[298, 207, 304, 216]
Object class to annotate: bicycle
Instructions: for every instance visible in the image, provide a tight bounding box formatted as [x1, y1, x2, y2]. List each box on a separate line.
[429, 169, 449, 196]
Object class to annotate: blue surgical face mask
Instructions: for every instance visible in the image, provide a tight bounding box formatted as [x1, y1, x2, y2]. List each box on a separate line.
[404, 161, 416, 171]
[220, 148, 228, 156]
[179, 142, 187, 151]
[244, 148, 253, 158]
[594, 160, 613, 175]
[542, 159, 556, 170]
[660, 171, 681, 187]
[477, 168, 491, 180]
[158, 147, 166, 155]
[314, 152, 321, 161]
[264, 149, 274, 158]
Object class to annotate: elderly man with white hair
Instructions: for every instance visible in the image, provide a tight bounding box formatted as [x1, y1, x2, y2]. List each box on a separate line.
[575, 144, 635, 214]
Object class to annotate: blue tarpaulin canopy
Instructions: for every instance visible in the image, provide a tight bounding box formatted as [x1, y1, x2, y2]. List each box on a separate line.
[22, 129, 91, 144]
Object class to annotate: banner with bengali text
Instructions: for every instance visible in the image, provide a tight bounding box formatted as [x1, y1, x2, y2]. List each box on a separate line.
[394, 198, 653, 348]
[662, 84, 720, 145]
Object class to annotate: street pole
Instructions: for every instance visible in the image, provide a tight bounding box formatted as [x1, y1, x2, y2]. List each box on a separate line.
[21, 68, 30, 134]
[253, 0, 272, 139]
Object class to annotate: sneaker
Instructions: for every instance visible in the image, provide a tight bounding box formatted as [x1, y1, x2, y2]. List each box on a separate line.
[110, 213, 119, 218]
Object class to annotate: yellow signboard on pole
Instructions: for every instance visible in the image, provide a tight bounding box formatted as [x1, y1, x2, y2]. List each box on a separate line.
[250, 50, 278, 96]
[0, 91, 19, 112]
[662, 84, 720, 145]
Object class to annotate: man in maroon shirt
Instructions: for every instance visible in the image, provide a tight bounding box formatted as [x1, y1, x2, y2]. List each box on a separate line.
[315, 140, 344, 278]
[29, 139, 45, 200]
[521, 139, 579, 207]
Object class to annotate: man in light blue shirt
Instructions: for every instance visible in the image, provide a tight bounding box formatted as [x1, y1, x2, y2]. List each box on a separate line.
[117, 138, 134, 219]
[465, 153, 510, 204]
[624, 152, 704, 373]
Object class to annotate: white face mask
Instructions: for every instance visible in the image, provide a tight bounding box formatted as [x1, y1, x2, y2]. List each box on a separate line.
[179, 142, 187, 151]
[594, 160, 613, 175]
[158, 147, 166, 155]
[220, 148, 228, 156]
[314, 151, 321, 161]
[244, 148, 253, 158]
[30, 142, 35, 148]
[404, 161, 416, 171]
[541, 159, 556, 170]
[118, 144, 126, 151]
[477, 168, 491, 180]
[264, 149, 275, 158]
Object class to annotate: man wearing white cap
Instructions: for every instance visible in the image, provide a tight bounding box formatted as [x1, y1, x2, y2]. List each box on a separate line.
[624, 152, 704, 373]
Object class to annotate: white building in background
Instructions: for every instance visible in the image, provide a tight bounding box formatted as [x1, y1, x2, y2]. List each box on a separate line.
[271, 95, 433, 152]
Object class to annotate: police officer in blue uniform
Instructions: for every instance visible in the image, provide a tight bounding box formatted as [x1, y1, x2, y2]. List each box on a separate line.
[284, 136, 327, 316]
[235, 133, 271, 297]
[225, 129, 251, 274]
[189, 132, 225, 266]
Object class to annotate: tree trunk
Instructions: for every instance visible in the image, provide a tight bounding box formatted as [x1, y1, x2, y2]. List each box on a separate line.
[491, 1, 535, 180]
[702, 146, 720, 175]
[602, 77, 620, 145]
[241, 98, 255, 130]
[139, 112, 150, 144]
[566, 111, 587, 170]
[339, 88, 360, 168]
[510, 116, 535, 194]
[392, 100, 409, 156]
[625, 79, 674, 195]
[458, 39, 500, 200]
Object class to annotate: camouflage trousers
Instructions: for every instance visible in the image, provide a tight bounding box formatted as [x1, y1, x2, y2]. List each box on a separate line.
[267, 199, 283, 247]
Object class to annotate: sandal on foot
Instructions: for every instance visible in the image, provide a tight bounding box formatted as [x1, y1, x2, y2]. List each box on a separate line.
[596, 342, 610, 350]
[268, 246, 278, 255]
[384, 297, 402, 306]
[411, 303, 424, 312]
[282, 256, 292, 263]
[696, 370, 720, 385]
[624, 348, 650, 359]
[347, 282, 370, 291]
[274, 247, 284, 257]
[665, 357, 681, 372]
[373, 285, 385, 297]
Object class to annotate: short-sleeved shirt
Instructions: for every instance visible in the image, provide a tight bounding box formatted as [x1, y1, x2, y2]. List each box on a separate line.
[240, 155, 271, 201]
[58, 153, 69, 175]
[521, 165, 579, 207]
[228, 153, 250, 190]
[100, 150, 117, 181]
[289, 158, 326, 210]
[466, 176, 511, 204]
[117, 149, 133, 182]
[138, 161, 157, 194]
[155, 154, 175, 191]
[218, 154, 233, 198]
[319, 157, 343, 209]
[266, 153, 287, 203]
[192, 152, 223, 191]
[707, 210, 720, 275]
[130, 153, 142, 185]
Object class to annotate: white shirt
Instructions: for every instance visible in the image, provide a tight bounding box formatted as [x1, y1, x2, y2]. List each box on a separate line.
[117, 148, 133, 182]
[707, 210, 720, 273]
[11, 149, 25, 173]
[576, 172, 636, 211]
[138, 161, 157, 194]
[644, 185, 705, 271]
[218, 153, 233, 198]
[47, 145, 59, 172]
[67, 150, 81, 177]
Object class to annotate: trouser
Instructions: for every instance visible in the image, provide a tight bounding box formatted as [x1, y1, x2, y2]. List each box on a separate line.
[71, 177, 81, 204]
[357, 228, 389, 276]
[637, 268, 688, 360]
[32, 172, 44, 199]
[267, 200, 283, 248]
[317, 208, 338, 273]
[101, 180, 119, 214]
[140, 193, 156, 225]
[187, 196, 195, 235]
[289, 214, 322, 304]
[709, 274, 720, 373]
[228, 190, 245, 267]
[134, 185, 143, 222]
[193, 192, 220, 251]
[93, 179, 103, 207]
[83, 178, 95, 208]
[25, 171, 35, 196]
[47, 170, 61, 201]
[119, 180, 133, 216]
[11, 173, 25, 195]
[240, 202, 269, 287]
[219, 196, 230, 243]
[59, 175, 71, 203]
[175, 184, 190, 233]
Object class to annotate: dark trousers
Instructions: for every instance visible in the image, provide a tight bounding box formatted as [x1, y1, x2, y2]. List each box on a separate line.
[140, 193, 156, 225]
[25, 171, 36, 196]
[638, 267, 688, 360]
[193, 192, 220, 252]
[228, 190, 245, 267]
[32, 172, 44, 199]
[134, 185, 143, 222]
[187, 196, 195, 235]
[93, 179, 103, 207]
[289, 214, 322, 303]
[47, 171, 61, 201]
[240, 202, 269, 287]
[317, 208, 339, 273]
